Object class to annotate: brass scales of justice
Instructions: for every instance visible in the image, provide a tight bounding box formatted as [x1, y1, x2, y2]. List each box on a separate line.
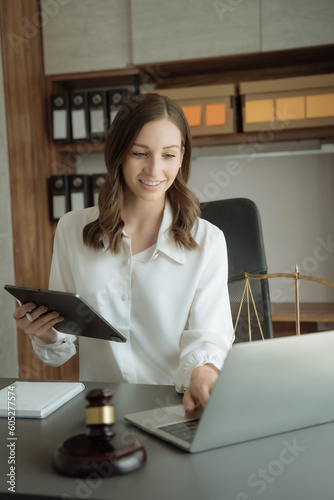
[234, 264, 334, 342]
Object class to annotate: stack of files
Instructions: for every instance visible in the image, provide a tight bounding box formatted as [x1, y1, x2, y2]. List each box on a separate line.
[49, 173, 106, 221]
[0, 381, 85, 419]
[51, 89, 133, 144]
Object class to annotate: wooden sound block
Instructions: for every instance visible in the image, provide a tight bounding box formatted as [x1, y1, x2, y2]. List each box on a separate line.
[53, 388, 146, 478]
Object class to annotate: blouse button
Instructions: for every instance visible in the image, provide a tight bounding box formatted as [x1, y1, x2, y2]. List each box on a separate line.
[121, 293, 128, 301]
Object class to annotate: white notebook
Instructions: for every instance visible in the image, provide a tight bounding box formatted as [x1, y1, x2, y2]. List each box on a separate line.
[0, 381, 85, 419]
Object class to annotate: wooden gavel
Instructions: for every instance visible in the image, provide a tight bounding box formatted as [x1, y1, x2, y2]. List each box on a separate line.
[53, 388, 146, 477]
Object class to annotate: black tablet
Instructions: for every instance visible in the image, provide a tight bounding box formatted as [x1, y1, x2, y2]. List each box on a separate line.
[4, 285, 126, 343]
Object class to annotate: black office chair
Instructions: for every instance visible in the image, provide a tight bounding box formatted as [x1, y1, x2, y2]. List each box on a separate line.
[200, 198, 274, 343]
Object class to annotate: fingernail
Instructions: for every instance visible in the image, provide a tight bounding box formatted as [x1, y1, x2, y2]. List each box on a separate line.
[28, 303, 35, 310]
[40, 306, 47, 313]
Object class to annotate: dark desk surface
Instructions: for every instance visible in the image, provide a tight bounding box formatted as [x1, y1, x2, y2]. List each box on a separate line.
[0, 378, 334, 500]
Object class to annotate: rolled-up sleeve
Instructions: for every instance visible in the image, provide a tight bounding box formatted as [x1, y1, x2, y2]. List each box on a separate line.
[31, 332, 77, 367]
[173, 230, 234, 392]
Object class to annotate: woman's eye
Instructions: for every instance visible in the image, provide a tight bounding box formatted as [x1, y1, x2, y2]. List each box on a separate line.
[132, 152, 146, 157]
[165, 154, 176, 158]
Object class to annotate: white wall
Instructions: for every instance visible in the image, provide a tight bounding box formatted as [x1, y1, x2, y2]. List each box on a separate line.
[189, 152, 334, 303]
[41, 0, 334, 73]
[0, 33, 19, 377]
[41, 0, 132, 74]
[77, 149, 334, 303]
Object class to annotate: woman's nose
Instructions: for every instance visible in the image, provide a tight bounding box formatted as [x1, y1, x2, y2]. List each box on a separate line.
[145, 156, 161, 176]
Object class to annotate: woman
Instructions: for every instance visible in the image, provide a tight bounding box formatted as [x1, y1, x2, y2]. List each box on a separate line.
[13, 93, 234, 413]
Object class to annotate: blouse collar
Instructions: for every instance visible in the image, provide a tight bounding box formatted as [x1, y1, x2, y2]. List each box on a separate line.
[100, 200, 187, 264]
[155, 201, 186, 265]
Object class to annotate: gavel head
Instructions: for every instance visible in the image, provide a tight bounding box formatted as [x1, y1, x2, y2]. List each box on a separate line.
[85, 388, 115, 440]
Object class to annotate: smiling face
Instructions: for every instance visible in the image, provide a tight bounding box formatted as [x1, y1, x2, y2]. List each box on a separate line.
[122, 118, 184, 208]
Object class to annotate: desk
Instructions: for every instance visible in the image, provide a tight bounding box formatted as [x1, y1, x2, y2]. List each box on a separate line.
[0, 378, 334, 500]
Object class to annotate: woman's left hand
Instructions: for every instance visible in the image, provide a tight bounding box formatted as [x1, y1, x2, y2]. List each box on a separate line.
[182, 364, 219, 414]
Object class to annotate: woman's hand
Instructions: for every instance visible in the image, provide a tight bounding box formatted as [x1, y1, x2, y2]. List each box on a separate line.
[182, 363, 219, 414]
[13, 302, 64, 344]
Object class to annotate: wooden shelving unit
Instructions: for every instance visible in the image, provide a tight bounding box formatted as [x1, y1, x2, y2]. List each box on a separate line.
[46, 67, 142, 175]
[47, 43, 334, 159]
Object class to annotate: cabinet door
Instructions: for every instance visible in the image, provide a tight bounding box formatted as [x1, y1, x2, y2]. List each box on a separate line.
[131, 0, 260, 65]
[41, 0, 132, 75]
[262, 0, 334, 52]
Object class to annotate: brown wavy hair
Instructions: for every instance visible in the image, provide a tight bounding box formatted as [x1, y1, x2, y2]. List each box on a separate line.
[83, 92, 200, 253]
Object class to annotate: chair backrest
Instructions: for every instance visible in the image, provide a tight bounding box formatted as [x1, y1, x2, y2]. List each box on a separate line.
[200, 198, 274, 342]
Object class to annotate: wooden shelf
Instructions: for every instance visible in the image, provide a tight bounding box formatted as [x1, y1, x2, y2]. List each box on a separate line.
[54, 142, 105, 153]
[142, 44, 334, 88]
[48, 44, 334, 163]
[46, 67, 139, 82]
[144, 45, 334, 149]
[54, 125, 334, 153]
[47, 67, 140, 92]
[192, 126, 334, 147]
[271, 302, 334, 323]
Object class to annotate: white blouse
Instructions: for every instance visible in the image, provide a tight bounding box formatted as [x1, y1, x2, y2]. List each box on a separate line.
[31, 202, 234, 392]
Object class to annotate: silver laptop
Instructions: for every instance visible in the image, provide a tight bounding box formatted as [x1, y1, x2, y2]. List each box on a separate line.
[124, 330, 334, 453]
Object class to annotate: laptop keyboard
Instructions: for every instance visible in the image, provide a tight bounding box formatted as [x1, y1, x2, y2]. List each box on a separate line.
[158, 419, 200, 443]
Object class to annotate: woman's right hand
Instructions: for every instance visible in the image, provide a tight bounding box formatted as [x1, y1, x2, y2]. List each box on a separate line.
[13, 302, 64, 344]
